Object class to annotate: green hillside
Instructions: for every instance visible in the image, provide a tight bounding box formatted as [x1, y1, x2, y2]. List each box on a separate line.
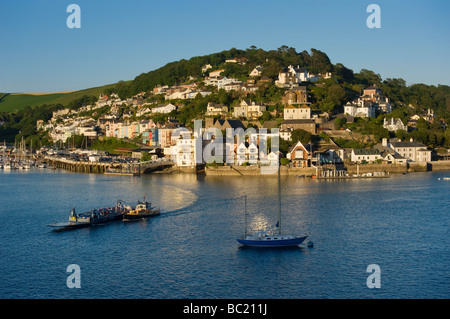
[0, 82, 126, 112]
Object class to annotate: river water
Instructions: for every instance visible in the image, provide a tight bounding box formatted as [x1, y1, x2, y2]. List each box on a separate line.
[0, 169, 448, 299]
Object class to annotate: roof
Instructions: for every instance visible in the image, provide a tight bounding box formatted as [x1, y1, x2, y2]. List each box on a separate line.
[289, 141, 311, 154]
[284, 104, 310, 109]
[282, 119, 315, 124]
[390, 141, 426, 148]
[352, 148, 380, 155]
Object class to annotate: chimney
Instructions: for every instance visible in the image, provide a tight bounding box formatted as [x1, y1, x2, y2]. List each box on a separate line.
[382, 138, 388, 147]
[410, 137, 414, 142]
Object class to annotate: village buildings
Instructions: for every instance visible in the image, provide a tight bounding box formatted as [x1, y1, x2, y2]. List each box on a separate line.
[33, 61, 443, 171]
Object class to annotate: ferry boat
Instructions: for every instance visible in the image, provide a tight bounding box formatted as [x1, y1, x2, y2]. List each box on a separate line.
[123, 200, 160, 220]
[49, 201, 127, 229]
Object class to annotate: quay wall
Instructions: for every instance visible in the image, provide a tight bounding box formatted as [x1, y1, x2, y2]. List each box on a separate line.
[205, 165, 316, 176]
[407, 162, 428, 172]
[44, 156, 110, 174]
[344, 163, 408, 174]
[428, 160, 450, 171]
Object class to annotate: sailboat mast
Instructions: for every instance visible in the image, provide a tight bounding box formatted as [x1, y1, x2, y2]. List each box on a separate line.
[278, 158, 281, 236]
[244, 195, 247, 237]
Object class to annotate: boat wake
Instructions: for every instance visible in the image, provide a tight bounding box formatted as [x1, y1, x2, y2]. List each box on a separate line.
[160, 195, 244, 218]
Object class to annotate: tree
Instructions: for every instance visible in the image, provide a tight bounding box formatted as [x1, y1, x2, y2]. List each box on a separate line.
[260, 111, 272, 122]
[334, 63, 354, 83]
[356, 69, 382, 86]
[309, 49, 333, 74]
[290, 129, 312, 144]
[335, 117, 347, 129]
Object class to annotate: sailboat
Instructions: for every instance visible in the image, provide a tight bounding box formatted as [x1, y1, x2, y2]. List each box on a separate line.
[237, 161, 308, 247]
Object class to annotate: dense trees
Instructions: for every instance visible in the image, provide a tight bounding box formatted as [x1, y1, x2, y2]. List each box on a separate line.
[110, 47, 335, 98]
[0, 103, 63, 145]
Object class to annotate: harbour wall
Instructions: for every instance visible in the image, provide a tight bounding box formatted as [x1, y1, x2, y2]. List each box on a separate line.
[344, 163, 408, 174]
[428, 160, 450, 171]
[205, 165, 316, 176]
[45, 156, 110, 173]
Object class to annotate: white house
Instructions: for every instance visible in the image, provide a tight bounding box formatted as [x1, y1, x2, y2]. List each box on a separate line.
[217, 77, 240, 89]
[235, 142, 259, 165]
[209, 69, 225, 78]
[275, 65, 319, 88]
[344, 98, 376, 118]
[383, 118, 407, 132]
[170, 131, 206, 167]
[236, 142, 248, 164]
[351, 149, 382, 163]
[388, 140, 431, 162]
[233, 100, 266, 118]
[249, 65, 263, 77]
[206, 102, 228, 117]
[152, 103, 177, 114]
[283, 105, 311, 120]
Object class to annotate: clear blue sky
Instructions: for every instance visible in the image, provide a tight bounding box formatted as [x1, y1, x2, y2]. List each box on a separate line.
[1, 0, 449, 93]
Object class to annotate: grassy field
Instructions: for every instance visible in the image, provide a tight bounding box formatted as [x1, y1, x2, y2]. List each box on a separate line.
[0, 82, 126, 112]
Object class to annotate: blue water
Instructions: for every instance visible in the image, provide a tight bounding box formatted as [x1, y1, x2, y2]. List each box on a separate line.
[0, 169, 448, 299]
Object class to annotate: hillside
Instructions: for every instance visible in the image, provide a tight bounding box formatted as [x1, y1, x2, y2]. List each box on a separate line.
[0, 82, 127, 112]
[1, 46, 449, 150]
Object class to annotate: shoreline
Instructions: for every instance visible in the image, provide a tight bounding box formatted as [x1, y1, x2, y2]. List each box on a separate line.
[6, 157, 449, 177]
[203, 161, 450, 177]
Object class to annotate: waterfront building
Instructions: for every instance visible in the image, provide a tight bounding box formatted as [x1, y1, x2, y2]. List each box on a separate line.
[351, 149, 382, 163]
[389, 140, 431, 162]
[287, 141, 312, 167]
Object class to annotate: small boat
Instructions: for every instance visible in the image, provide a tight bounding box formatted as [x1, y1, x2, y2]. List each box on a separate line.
[443, 177, 450, 181]
[3, 163, 12, 170]
[123, 199, 160, 220]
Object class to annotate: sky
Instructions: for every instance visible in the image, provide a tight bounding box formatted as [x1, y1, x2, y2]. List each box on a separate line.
[1, 0, 449, 93]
